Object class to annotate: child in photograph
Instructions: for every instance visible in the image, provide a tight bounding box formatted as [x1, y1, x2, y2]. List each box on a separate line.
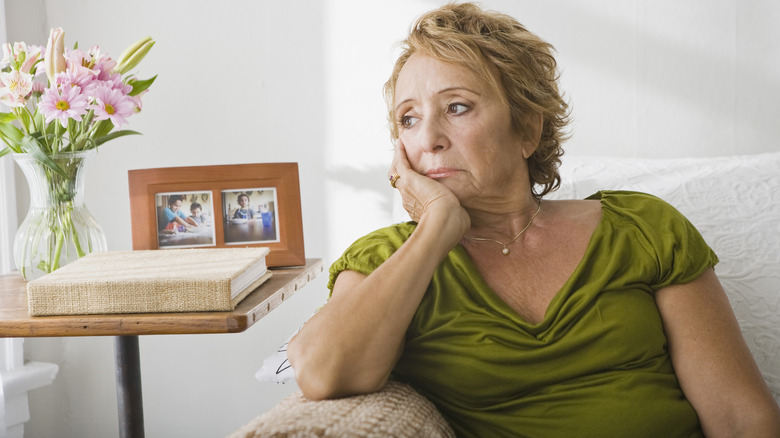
[189, 202, 209, 225]
[232, 193, 256, 219]
[162, 195, 197, 233]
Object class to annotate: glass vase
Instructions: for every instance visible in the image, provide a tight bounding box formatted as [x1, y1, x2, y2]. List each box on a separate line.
[12, 150, 107, 281]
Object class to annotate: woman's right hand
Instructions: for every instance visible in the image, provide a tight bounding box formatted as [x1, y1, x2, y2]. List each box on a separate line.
[389, 140, 471, 239]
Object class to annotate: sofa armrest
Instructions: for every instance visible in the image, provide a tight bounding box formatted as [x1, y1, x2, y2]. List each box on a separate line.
[228, 380, 455, 438]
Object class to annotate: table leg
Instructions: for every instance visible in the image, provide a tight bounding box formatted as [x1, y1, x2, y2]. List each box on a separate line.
[114, 335, 145, 438]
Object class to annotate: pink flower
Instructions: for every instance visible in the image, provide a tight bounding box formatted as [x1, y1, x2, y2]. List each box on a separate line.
[1, 43, 14, 68]
[66, 48, 90, 69]
[20, 45, 43, 74]
[31, 81, 46, 94]
[56, 67, 95, 92]
[105, 72, 132, 94]
[91, 85, 135, 127]
[1, 42, 28, 68]
[0, 70, 34, 107]
[38, 85, 89, 128]
[88, 47, 118, 82]
[1, 42, 43, 75]
[130, 89, 148, 113]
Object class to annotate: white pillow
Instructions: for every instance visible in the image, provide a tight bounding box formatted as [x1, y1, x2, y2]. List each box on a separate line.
[550, 152, 780, 403]
[255, 330, 298, 384]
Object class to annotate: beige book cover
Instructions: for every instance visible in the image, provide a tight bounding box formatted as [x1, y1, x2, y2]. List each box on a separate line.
[26, 247, 272, 316]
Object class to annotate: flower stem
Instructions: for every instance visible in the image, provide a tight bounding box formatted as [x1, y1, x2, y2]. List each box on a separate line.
[51, 226, 65, 272]
[67, 206, 86, 257]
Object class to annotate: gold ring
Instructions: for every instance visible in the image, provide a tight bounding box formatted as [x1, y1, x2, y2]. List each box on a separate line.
[389, 173, 400, 188]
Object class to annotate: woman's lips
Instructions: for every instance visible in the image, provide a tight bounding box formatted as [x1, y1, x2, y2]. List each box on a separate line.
[425, 168, 460, 179]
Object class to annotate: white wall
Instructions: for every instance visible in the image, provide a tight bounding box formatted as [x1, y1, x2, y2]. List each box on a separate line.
[3, 0, 779, 437]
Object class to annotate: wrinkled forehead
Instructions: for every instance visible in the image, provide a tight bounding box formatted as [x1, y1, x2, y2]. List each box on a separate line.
[394, 52, 504, 105]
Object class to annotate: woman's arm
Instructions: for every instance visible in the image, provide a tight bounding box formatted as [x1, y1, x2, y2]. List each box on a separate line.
[288, 143, 470, 400]
[655, 268, 780, 437]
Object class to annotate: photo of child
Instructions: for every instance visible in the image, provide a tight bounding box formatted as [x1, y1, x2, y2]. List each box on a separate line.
[232, 194, 256, 220]
[155, 191, 216, 248]
[222, 188, 279, 244]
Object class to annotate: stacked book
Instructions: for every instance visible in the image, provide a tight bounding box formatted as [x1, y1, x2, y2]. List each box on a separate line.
[26, 247, 271, 316]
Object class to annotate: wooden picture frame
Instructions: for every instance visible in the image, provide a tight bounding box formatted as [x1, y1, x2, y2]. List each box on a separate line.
[128, 163, 305, 267]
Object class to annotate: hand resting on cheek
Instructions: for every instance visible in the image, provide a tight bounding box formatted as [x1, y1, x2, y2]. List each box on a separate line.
[389, 141, 470, 236]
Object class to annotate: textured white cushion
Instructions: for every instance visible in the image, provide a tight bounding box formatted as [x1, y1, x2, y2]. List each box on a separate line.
[548, 152, 780, 403]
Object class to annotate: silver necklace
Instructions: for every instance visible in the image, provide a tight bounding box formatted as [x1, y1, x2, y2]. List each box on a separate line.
[463, 200, 542, 255]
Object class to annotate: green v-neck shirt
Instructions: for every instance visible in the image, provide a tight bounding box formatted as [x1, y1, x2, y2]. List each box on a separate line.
[328, 191, 718, 438]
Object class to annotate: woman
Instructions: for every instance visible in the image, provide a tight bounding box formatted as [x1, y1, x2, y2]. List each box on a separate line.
[288, 3, 780, 437]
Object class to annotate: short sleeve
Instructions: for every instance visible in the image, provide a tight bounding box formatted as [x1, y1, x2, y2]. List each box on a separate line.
[327, 222, 417, 295]
[590, 191, 719, 290]
[163, 207, 177, 222]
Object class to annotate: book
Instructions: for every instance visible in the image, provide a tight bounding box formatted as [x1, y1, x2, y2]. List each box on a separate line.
[26, 247, 272, 316]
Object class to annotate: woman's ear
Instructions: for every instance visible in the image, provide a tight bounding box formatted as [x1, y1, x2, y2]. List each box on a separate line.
[521, 112, 543, 159]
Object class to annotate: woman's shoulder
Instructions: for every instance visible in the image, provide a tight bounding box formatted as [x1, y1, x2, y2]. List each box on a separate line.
[346, 221, 418, 251]
[587, 190, 688, 226]
[585, 190, 671, 206]
[584, 190, 682, 221]
[327, 222, 418, 290]
[547, 190, 694, 241]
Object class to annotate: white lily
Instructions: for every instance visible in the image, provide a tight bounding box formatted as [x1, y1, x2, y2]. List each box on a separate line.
[44, 27, 66, 86]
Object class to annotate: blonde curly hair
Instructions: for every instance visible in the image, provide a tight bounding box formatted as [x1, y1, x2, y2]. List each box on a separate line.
[384, 2, 570, 197]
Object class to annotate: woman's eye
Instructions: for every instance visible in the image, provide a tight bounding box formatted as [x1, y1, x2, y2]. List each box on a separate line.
[447, 103, 469, 115]
[399, 115, 419, 128]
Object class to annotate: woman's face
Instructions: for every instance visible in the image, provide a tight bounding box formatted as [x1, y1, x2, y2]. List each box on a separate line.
[394, 53, 533, 204]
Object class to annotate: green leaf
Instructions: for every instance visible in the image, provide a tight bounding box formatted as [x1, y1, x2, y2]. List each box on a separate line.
[44, 119, 57, 136]
[30, 58, 44, 77]
[127, 75, 157, 96]
[18, 109, 33, 132]
[33, 111, 45, 132]
[15, 51, 26, 70]
[0, 112, 18, 123]
[0, 147, 13, 158]
[0, 134, 22, 153]
[91, 119, 115, 139]
[0, 121, 24, 145]
[20, 135, 68, 178]
[94, 130, 141, 147]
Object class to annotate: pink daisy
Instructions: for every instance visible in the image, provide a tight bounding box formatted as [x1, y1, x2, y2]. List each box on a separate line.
[38, 85, 89, 128]
[55, 67, 96, 92]
[91, 85, 135, 127]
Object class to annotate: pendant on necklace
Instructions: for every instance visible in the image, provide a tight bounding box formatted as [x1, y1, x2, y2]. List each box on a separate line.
[502, 247, 510, 255]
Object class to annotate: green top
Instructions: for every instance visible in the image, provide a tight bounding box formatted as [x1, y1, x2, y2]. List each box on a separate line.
[328, 191, 718, 438]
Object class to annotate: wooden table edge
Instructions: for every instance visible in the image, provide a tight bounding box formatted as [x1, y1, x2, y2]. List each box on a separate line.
[0, 258, 324, 338]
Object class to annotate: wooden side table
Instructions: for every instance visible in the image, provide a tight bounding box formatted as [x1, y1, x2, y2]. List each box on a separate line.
[0, 258, 324, 438]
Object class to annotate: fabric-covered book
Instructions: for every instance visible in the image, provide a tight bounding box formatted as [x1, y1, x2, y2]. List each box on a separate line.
[26, 247, 271, 316]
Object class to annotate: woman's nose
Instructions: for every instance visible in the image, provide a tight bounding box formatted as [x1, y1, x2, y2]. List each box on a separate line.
[419, 116, 450, 153]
